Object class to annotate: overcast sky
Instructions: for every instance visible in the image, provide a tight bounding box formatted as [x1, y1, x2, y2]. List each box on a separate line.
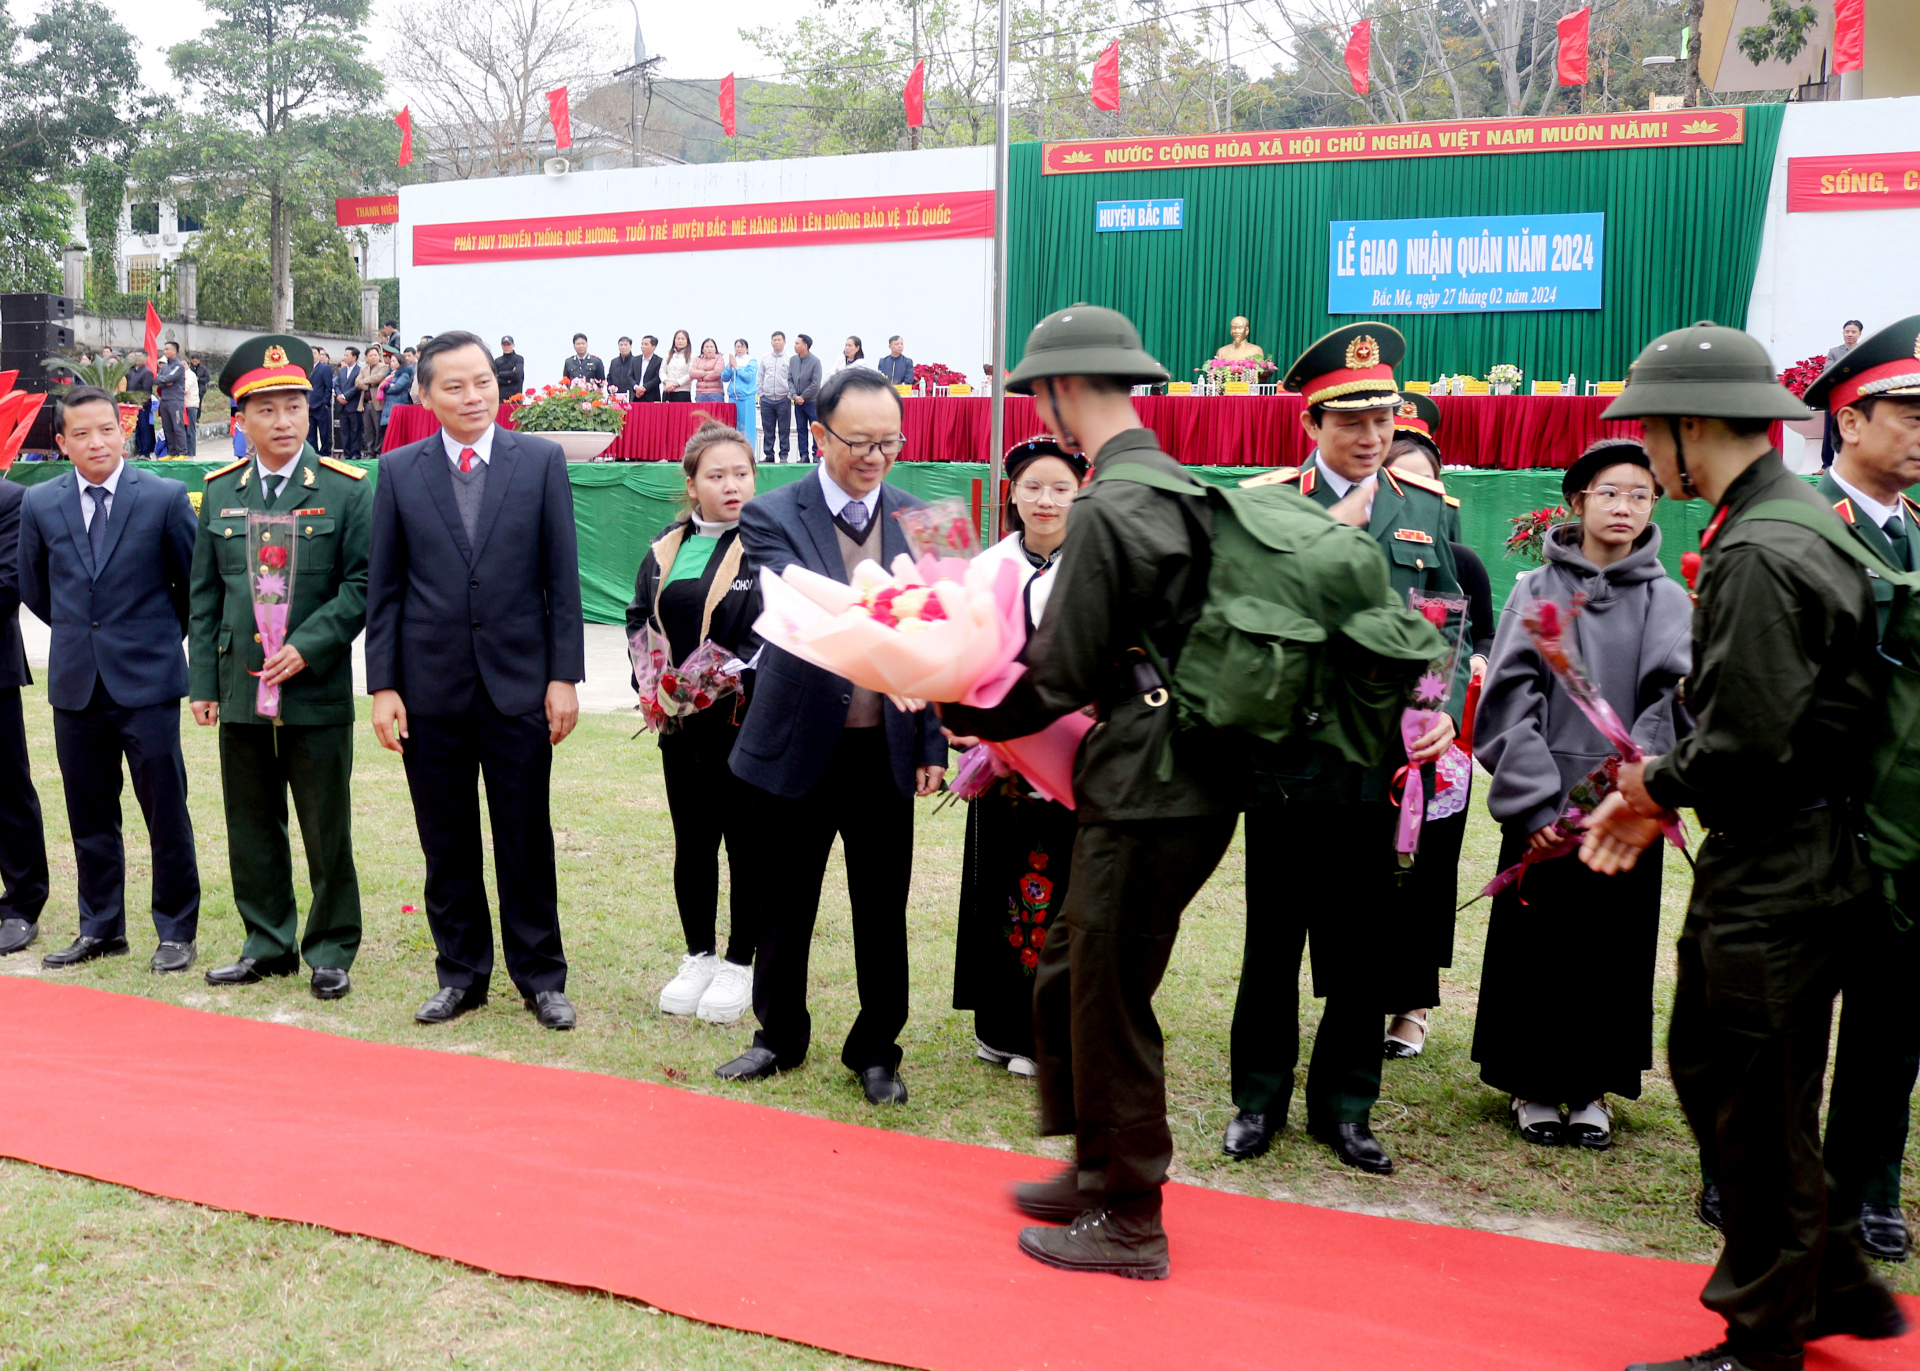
[102, 0, 791, 102]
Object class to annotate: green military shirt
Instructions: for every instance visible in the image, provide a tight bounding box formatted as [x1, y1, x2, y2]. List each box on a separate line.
[1644, 452, 1880, 915]
[1815, 471, 1917, 637]
[188, 446, 372, 725]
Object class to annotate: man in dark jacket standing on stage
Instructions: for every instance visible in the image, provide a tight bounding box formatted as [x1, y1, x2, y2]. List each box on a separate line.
[493, 336, 525, 398]
[0, 474, 48, 958]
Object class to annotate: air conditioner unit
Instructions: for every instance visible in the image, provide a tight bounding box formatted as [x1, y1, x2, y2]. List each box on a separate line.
[544, 157, 570, 177]
[162, 233, 177, 245]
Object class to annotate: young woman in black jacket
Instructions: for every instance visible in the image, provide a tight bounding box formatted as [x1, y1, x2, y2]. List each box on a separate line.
[626, 417, 764, 1023]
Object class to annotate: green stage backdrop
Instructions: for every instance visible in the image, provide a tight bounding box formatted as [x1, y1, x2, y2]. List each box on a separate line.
[9, 459, 1715, 625]
[1005, 105, 1784, 389]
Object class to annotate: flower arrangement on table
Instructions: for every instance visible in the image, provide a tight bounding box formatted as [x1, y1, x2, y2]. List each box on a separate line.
[1486, 363, 1524, 388]
[1777, 354, 1831, 400]
[909, 362, 970, 396]
[1505, 505, 1571, 565]
[506, 378, 627, 434]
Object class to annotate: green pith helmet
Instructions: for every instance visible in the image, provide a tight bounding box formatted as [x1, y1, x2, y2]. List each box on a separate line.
[1005, 304, 1169, 394]
[1602, 321, 1810, 422]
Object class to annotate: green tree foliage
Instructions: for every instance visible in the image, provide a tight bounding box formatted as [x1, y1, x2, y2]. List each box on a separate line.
[0, 183, 72, 293]
[184, 194, 363, 334]
[1737, 0, 1817, 65]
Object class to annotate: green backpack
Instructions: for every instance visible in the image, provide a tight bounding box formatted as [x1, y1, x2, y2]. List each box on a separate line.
[1740, 499, 1920, 878]
[1101, 465, 1445, 773]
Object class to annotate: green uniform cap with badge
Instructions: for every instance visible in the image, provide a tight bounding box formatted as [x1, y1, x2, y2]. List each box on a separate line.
[1005, 304, 1170, 394]
[1804, 314, 1920, 414]
[1602, 320, 1810, 422]
[219, 333, 316, 405]
[1285, 323, 1404, 411]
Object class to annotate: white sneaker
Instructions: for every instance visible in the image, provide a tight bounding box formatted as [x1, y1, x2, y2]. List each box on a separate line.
[696, 960, 754, 1024]
[976, 1036, 1036, 1076]
[659, 952, 719, 1016]
[1006, 1055, 1038, 1078]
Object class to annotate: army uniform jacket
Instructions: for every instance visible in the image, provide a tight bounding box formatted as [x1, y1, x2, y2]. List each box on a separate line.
[1816, 471, 1917, 637]
[941, 429, 1239, 823]
[1644, 453, 1880, 917]
[188, 447, 372, 726]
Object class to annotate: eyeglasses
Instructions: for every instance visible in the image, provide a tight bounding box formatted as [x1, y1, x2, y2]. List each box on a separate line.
[1583, 486, 1655, 510]
[1014, 479, 1079, 502]
[819, 421, 905, 459]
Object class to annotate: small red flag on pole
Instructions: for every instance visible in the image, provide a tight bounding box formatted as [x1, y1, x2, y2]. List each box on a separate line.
[1344, 21, 1371, 95]
[904, 59, 926, 127]
[1833, 0, 1863, 72]
[719, 74, 737, 137]
[1556, 7, 1591, 85]
[546, 86, 572, 151]
[1090, 41, 1120, 111]
[395, 106, 413, 166]
[142, 302, 161, 366]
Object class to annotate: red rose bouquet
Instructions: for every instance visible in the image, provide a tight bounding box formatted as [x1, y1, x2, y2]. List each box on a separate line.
[630, 627, 744, 733]
[246, 512, 297, 719]
[1394, 589, 1469, 866]
[1505, 505, 1570, 565]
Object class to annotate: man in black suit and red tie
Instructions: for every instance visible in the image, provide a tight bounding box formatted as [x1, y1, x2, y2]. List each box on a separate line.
[0, 473, 49, 958]
[365, 331, 587, 1030]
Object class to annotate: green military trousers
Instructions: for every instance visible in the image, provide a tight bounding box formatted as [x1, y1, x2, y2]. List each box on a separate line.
[1823, 872, 1920, 1211]
[218, 722, 362, 970]
[1033, 814, 1237, 1203]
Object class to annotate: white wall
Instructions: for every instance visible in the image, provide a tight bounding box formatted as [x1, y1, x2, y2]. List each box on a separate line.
[396, 147, 995, 391]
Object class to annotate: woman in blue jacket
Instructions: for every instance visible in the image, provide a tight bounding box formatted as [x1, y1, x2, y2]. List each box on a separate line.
[721, 338, 758, 456]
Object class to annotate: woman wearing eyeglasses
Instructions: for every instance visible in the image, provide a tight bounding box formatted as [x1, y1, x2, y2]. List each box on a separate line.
[950, 441, 1088, 1079]
[1471, 439, 1693, 1150]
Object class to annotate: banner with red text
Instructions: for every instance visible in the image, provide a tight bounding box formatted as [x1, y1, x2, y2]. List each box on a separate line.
[1042, 107, 1746, 174]
[413, 190, 995, 266]
[336, 195, 400, 226]
[1787, 152, 1920, 212]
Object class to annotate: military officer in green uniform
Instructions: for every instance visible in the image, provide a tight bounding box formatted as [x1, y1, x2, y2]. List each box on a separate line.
[189, 334, 372, 1000]
[1223, 324, 1463, 1175]
[1581, 322, 1904, 1371]
[940, 305, 1242, 1281]
[1805, 315, 1920, 1263]
[1391, 391, 1462, 542]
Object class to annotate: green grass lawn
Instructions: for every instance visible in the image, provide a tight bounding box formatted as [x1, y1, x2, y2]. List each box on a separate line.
[0, 687, 1911, 1370]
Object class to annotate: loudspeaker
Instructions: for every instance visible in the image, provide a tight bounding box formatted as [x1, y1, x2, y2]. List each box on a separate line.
[0, 292, 75, 322]
[1, 320, 73, 352]
[0, 351, 51, 385]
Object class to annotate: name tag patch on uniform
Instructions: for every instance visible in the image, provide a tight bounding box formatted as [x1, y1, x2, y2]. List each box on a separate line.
[220, 508, 248, 517]
[294, 508, 325, 516]
[1393, 529, 1434, 544]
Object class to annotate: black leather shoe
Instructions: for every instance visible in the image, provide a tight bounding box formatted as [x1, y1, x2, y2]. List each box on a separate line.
[206, 954, 299, 986]
[1012, 1165, 1093, 1222]
[1858, 1203, 1912, 1262]
[1808, 1278, 1909, 1341]
[1222, 1110, 1274, 1160]
[1698, 1183, 1724, 1233]
[860, 1065, 908, 1106]
[524, 990, 576, 1030]
[0, 918, 37, 955]
[1018, 1201, 1169, 1280]
[1309, 1121, 1393, 1175]
[415, 986, 486, 1024]
[310, 967, 352, 1000]
[150, 941, 196, 974]
[42, 935, 129, 968]
[715, 1046, 781, 1081]
[1624, 1344, 1752, 1371]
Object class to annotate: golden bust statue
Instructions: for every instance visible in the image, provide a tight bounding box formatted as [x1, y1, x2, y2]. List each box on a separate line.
[1214, 316, 1266, 362]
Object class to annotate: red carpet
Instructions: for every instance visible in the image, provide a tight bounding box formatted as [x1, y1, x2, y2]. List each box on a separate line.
[0, 976, 1910, 1371]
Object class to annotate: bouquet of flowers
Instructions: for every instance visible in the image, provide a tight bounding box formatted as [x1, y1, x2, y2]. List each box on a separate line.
[1472, 755, 1622, 905]
[508, 378, 627, 435]
[909, 362, 970, 395]
[1505, 505, 1570, 565]
[247, 512, 297, 719]
[1778, 354, 1831, 400]
[1487, 363, 1524, 387]
[630, 627, 744, 733]
[1394, 589, 1469, 867]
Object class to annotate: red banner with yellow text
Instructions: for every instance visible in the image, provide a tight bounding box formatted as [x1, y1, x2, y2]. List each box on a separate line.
[413, 191, 994, 266]
[1787, 152, 1920, 212]
[1042, 107, 1746, 175]
[336, 195, 399, 226]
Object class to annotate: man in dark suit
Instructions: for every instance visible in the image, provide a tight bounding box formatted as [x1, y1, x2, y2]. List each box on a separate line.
[366, 331, 586, 1030]
[493, 337, 525, 399]
[307, 347, 336, 455]
[633, 336, 663, 402]
[608, 337, 640, 397]
[716, 367, 948, 1105]
[155, 343, 188, 457]
[126, 354, 157, 457]
[18, 386, 201, 972]
[561, 333, 604, 383]
[334, 347, 363, 459]
[0, 476, 49, 958]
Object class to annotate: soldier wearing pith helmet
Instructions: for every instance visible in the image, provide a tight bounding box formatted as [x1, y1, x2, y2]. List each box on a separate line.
[940, 303, 1243, 1282]
[1579, 321, 1901, 1371]
[189, 335, 372, 1001]
[1224, 324, 1464, 1177]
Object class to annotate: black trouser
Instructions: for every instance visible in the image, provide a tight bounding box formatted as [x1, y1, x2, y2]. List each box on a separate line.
[50, 678, 199, 943]
[338, 407, 362, 459]
[134, 411, 154, 456]
[400, 687, 566, 997]
[184, 407, 199, 455]
[659, 722, 759, 964]
[158, 402, 187, 456]
[362, 406, 381, 455]
[0, 685, 48, 924]
[1036, 814, 1237, 1202]
[749, 729, 911, 1073]
[1672, 889, 1883, 1370]
[758, 398, 791, 459]
[307, 407, 332, 456]
[1823, 875, 1920, 1211]
[793, 400, 818, 459]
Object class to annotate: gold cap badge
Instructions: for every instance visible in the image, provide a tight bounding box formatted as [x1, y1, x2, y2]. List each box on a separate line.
[264, 345, 289, 367]
[1345, 334, 1381, 370]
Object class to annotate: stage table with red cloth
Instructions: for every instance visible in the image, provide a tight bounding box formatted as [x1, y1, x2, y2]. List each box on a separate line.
[381, 401, 736, 459]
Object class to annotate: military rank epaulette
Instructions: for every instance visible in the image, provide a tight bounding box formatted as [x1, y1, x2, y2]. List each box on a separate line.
[1444, 494, 1461, 509]
[202, 457, 249, 482]
[1833, 497, 1857, 525]
[1239, 467, 1304, 490]
[1389, 467, 1449, 499]
[318, 457, 367, 480]
[1903, 493, 1920, 519]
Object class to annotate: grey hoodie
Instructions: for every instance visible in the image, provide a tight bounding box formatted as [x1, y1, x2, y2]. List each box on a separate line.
[1477, 521, 1693, 836]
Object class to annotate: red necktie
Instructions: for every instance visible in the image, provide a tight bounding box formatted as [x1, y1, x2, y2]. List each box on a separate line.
[460, 447, 475, 473]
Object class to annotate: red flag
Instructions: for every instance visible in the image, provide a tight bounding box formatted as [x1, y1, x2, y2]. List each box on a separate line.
[719, 74, 736, 137]
[1344, 21, 1370, 95]
[1090, 41, 1120, 111]
[547, 86, 572, 151]
[1833, 0, 1863, 72]
[395, 106, 412, 167]
[1556, 7, 1590, 84]
[904, 59, 925, 127]
[142, 302, 161, 367]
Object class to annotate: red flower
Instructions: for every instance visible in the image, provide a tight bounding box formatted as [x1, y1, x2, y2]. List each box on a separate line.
[1020, 874, 1053, 904]
[661, 671, 679, 696]
[1019, 948, 1039, 968]
[1031, 926, 1047, 949]
[1419, 600, 1448, 628]
[259, 544, 288, 569]
[1008, 932, 1024, 947]
[1031, 908, 1045, 923]
[1681, 551, 1702, 590]
[1028, 851, 1049, 870]
[692, 691, 713, 710]
[1535, 601, 1559, 635]
[919, 596, 947, 621]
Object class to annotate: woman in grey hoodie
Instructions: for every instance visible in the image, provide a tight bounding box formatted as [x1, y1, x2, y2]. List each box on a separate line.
[1471, 440, 1693, 1150]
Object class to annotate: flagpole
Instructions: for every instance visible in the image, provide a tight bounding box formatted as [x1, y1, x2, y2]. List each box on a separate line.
[988, 0, 1010, 543]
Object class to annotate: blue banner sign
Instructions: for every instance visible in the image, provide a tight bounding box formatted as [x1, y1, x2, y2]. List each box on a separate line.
[1326, 213, 1604, 314]
[1095, 198, 1185, 232]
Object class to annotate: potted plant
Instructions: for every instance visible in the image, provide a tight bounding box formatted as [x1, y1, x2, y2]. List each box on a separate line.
[1199, 358, 1274, 395]
[909, 362, 970, 397]
[506, 379, 626, 461]
[1505, 505, 1571, 564]
[1487, 363, 1524, 395]
[46, 353, 146, 451]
